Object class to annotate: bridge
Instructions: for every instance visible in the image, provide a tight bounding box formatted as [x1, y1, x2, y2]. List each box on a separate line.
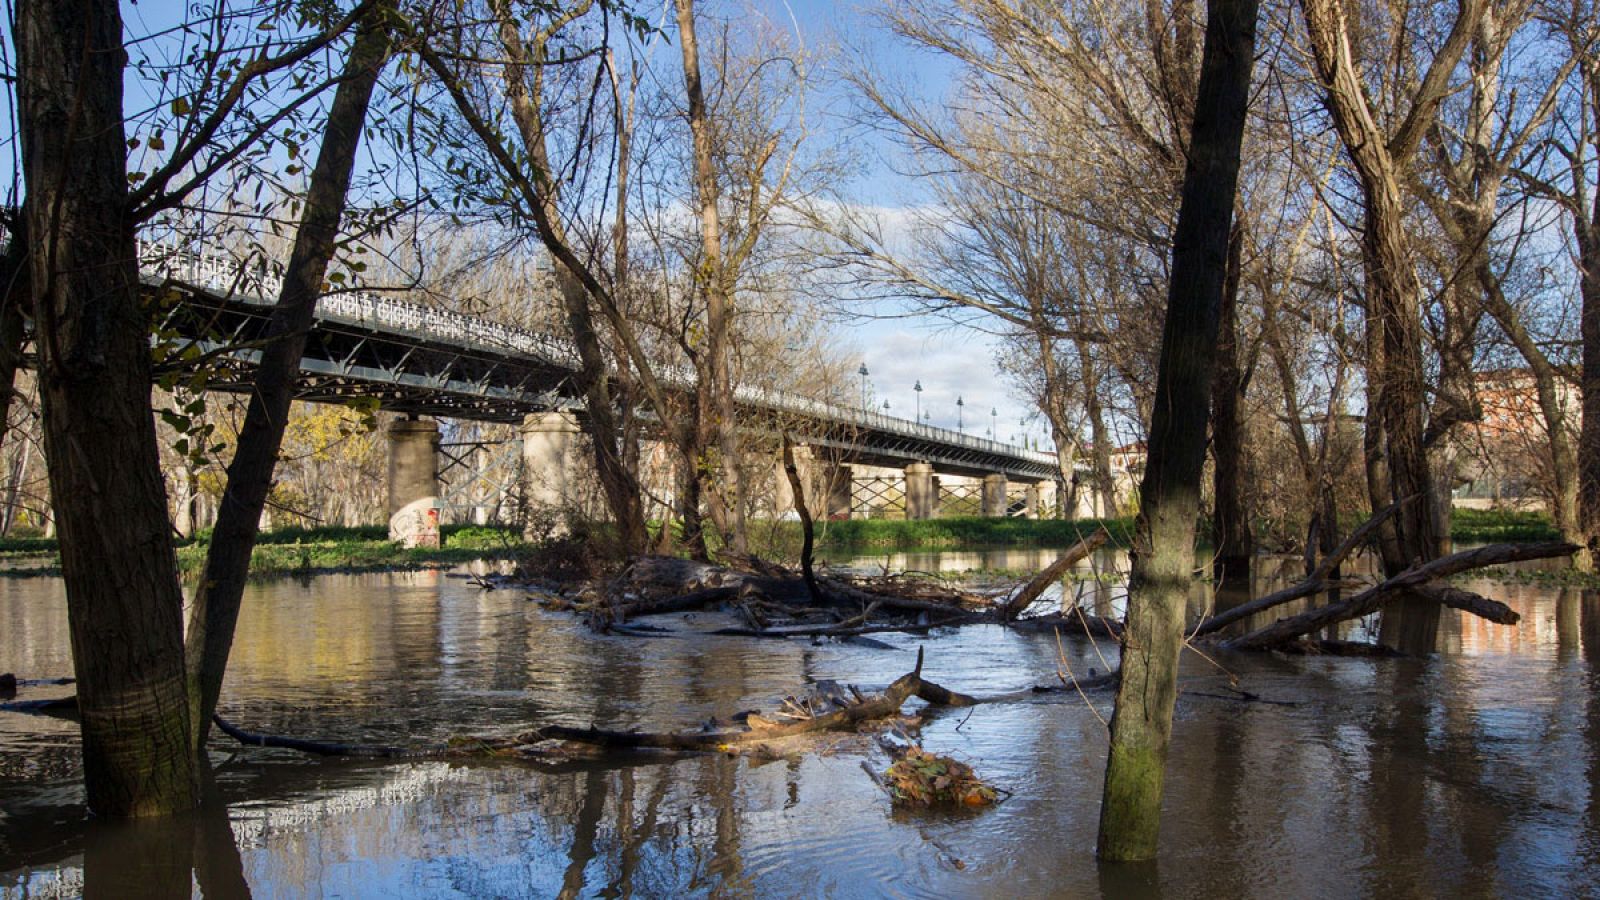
[138, 244, 1063, 541]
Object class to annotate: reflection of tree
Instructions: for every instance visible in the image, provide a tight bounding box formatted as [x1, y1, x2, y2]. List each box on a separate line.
[1363, 664, 1433, 896]
[83, 781, 251, 900]
[557, 767, 609, 899]
[1583, 592, 1600, 871]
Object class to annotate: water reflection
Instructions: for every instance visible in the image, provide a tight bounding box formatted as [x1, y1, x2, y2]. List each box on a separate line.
[2, 558, 1599, 897]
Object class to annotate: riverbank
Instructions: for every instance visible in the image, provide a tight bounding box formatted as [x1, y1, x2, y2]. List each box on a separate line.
[0, 508, 1572, 580]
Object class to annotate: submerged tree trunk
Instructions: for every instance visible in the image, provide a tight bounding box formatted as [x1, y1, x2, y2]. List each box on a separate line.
[17, 0, 198, 815]
[1098, 0, 1258, 862]
[185, 12, 393, 748]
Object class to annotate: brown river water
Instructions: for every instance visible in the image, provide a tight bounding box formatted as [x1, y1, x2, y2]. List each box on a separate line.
[1, 548, 1598, 898]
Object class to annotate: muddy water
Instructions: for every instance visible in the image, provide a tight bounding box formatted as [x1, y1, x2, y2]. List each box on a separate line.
[2, 554, 1599, 898]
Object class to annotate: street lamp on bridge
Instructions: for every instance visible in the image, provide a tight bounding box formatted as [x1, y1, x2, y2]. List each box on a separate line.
[858, 364, 869, 409]
[913, 380, 922, 420]
[956, 395, 964, 432]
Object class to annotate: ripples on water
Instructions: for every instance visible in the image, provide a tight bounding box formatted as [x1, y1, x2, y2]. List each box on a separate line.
[1, 553, 1598, 898]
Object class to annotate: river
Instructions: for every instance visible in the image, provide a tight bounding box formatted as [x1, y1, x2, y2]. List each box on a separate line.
[1, 548, 1597, 898]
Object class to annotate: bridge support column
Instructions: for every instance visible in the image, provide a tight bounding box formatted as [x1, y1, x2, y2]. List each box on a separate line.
[522, 411, 584, 530]
[388, 417, 441, 548]
[905, 462, 936, 520]
[982, 473, 1008, 518]
[776, 446, 853, 519]
[1025, 482, 1042, 519]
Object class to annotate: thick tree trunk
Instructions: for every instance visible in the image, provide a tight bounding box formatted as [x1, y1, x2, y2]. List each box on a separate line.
[184, 15, 392, 748]
[1098, 0, 1257, 862]
[1211, 225, 1251, 582]
[17, 0, 198, 815]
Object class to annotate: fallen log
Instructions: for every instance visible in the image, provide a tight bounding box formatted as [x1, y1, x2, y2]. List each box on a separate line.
[1222, 541, 1575, 651]
[212, 715, 428, 758]
[1192, 496, 1409, 638]
[999, 528, 1110, 620]
[1008, 611, 1123, 638]
[523, 648, 975, 750]
[1415, 584, 1519, 625]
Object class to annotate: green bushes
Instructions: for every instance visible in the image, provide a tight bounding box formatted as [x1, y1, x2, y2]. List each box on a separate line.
[1448, 508, 1560, 542]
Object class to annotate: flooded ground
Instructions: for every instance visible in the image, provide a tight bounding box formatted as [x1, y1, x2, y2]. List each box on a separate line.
[2, 549, 1598, 898]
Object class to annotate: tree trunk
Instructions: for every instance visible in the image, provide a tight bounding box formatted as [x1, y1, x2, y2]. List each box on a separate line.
[1578, 190, 1600, 572]
[674, 0, 747, 556]
[1098, 0, 1258, 862]
[1211, 224, 1251, 582]
[17, 0, 198, 815]
[1299, 0, 1486, 651]
[184, 14, 393, 748]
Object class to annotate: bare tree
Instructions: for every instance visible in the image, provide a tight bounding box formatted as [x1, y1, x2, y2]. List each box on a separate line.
[1098, 0, 1260, 860]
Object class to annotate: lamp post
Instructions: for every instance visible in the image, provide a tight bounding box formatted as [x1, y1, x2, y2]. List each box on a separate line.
[858, 364, 869, 409]
[913, 380, 922, 421]
[990, 406, 997, 438]
[883, 399, 891, 415]
[956, 396, 964, 432]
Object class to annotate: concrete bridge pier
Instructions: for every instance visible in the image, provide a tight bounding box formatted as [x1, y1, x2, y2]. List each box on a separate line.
[776, 446, 853, 519]
[521, 411, 585, 530]
[1025, 482, 1043, 519]
[905, 462, 936, 520]
[982, 473, 1008, 517]
[388, 417, 441, 548]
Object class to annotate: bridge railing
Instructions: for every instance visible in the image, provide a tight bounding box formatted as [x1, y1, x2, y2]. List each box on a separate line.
[135, 241, 1056, 468]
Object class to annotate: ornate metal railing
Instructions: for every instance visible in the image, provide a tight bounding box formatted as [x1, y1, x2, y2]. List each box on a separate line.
[121, 240, 1055, 469]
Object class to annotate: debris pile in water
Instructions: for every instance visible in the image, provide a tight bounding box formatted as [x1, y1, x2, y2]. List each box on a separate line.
[884, 746, 996, 808]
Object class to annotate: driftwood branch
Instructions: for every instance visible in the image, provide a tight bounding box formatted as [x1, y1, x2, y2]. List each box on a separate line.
[1000, 528, 1109, 620]
[1222, 541, 1576, 650]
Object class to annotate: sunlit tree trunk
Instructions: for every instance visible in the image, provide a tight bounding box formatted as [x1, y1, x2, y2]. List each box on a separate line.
[16, 0, 198, 815]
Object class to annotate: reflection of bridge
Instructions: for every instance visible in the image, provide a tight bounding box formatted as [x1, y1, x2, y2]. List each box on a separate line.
[141, 246, 1062, 539]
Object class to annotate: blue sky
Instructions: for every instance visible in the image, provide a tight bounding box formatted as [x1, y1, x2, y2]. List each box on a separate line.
[733, 0, 1044, 444]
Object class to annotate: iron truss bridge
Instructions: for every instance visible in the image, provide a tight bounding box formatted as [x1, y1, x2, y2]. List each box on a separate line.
[140, 244, 1061, 482]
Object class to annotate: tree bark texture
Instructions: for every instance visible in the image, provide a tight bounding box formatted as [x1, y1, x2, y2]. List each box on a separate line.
[1098, 0, 1258, 863]
[185, 12, 393, 748]
[17, 0, 198, 815]
[1211, 224, 1250, 581]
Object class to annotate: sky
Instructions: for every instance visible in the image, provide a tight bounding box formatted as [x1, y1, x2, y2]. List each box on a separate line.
[736, 0, 1047, 447]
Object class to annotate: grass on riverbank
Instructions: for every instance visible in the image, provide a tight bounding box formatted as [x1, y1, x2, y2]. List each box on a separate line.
[0, 524, 527, 580]
[0, 507, 1574, 580]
